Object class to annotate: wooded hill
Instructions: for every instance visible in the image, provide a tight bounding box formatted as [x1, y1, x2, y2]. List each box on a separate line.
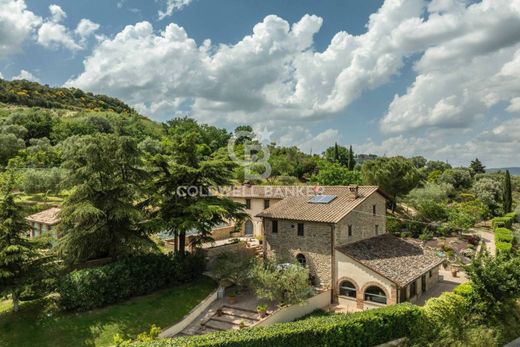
[0, 79, 134, 114]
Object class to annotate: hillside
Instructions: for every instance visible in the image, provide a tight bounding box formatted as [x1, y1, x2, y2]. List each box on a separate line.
[0, 79, 134, 114]
[487, 167, 520, 176]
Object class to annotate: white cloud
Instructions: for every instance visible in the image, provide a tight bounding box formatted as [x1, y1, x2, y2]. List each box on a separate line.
[12, 69, 39, 82]
[158, 0, 193, 20]
[66, 0, 520, 165]
[75, 19, 100, 41]
[36, 5, 99, 51]
[49, 4, 66, 22]
[68, 0, 425, 124]
[0, 0, 42, 58]
[381, 0, 520, 133]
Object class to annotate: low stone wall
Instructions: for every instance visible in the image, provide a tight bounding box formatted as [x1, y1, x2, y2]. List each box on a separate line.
[212, 225, 240, 241]
[254, 290, 331, 327]
[159, 289, 218, 338]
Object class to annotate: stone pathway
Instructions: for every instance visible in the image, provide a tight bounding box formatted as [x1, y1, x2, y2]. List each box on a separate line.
[174, 291, 275, 337]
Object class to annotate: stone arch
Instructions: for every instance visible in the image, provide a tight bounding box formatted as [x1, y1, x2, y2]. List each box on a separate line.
[361, 281, 389, 305]
[337, 276, 359, 298]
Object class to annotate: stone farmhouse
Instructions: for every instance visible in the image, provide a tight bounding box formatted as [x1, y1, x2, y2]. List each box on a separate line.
[26, 207, 61, 238]
[225, 185, 443, 310]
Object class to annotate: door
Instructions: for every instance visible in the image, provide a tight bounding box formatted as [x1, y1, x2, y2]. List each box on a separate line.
[421, 275, 427, 293]
[245, 220, 254, 236]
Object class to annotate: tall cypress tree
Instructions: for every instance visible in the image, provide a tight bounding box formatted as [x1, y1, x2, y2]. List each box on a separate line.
[334, 142, 339, 163]
[348, 145, 356, 171]
[503, 170, 513, 213]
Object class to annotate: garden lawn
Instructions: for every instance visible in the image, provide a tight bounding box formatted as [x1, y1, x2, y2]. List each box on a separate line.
[0, 276, 216, 347]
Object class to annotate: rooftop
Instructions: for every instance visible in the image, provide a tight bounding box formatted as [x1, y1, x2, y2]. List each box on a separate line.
[336, 234, 444, 287]
[26, 207, 61, 226]
[255, 186, 383, 223]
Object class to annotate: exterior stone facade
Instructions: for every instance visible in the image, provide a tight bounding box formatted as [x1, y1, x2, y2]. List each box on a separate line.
[335, 192, 387, 246]
[264, 218, 333, 288]
[230, 197, 283, 238]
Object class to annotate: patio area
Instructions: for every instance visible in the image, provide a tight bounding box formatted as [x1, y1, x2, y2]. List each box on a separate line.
[169, 289, 277, 337]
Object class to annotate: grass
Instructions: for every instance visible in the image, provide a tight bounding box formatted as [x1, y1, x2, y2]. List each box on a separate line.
[0, 277, 216, 347]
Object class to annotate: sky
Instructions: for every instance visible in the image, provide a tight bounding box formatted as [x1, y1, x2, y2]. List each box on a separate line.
[1, 0, 520, 168]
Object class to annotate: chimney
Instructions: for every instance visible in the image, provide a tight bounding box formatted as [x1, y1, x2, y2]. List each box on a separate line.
[349, 185, 359, 198]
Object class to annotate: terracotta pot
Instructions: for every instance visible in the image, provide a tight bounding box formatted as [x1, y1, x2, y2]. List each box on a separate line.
[451, 269, 458, 277]
[228, 296, 237, 304]
[258, 310, 267, 318]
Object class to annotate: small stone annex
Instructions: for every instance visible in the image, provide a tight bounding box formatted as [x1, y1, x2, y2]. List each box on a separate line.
[26, 207, 61, 238]
[222, 185, 444, 309]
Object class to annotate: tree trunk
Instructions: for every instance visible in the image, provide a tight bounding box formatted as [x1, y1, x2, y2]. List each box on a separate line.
[392, 194, 397, 213]
[12, 292, 20, 312]
[178, 231, 186, 257]
[173, 230, 178, 255]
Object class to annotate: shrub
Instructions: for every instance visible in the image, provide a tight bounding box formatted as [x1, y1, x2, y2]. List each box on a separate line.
[495, 228, 514, 243]
[492, 213, 516, 230]
[496, 242, 512, 255]
[134, 304, 421, 347]
[58, 252, 205, 311]
[453, 282, 475, 298]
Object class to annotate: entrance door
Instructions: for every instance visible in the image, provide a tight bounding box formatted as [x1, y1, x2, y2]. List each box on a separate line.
[421, 275, 427, 293]
[245, 220, 254, 236]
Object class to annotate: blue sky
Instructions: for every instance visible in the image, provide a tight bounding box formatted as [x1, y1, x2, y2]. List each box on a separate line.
[1, 0, 520, 167]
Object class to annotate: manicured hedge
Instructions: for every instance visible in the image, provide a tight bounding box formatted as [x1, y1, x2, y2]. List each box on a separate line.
[496, 241, 513, 255]
[495, 228, 514, 243]
[492, 212, 517, 230]
[133, 304, 422, 347]
[58, 253, 205, 311]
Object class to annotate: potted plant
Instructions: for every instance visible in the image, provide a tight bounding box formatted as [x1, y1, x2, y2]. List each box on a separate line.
[228, 291, 237, 304]
[239, 320, 246, 329]
[216, 308, 223, 317]
[257, 304, 267, 318]
[451, 265, 459, 277]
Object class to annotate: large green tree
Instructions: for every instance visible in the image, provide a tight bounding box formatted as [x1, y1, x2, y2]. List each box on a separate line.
[148, 123, 246, 256]
[503, 170, 513, 213]
[470, 158, 486, 175]
[57, 134, 154, 265]
[311, 161, 362, 186]
[323, 143, 348, 166]
[0, 181, 52, 312]
[362, 156, 420, 211]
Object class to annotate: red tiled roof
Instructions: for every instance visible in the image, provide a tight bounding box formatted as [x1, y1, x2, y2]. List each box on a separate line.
[255, 186, 383, 223]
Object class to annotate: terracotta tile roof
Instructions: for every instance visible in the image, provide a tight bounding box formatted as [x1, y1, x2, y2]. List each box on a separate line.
[222, 185, 311, 199]
[26, 207, 61, 226]
[255, 186, 382, 223]
[336, 234, 444, 287]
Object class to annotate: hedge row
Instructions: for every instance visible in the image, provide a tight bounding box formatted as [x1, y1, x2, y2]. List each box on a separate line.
[495, 228, 514, 243]
[133, 304, 422, 347]
[492, 212, 517, 230]
[58, 253, 205, 311]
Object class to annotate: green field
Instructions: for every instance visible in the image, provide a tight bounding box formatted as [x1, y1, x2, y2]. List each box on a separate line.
[0, 277, 216, 347]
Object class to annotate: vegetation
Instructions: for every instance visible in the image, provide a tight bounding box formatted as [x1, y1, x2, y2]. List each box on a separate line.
[249, 260, 313, 305]
[57, 134, 155, 265]
[0, 179, 54, 312]
[362, 156, 421, 210]
[142, 304, 421, 347]
[58, 252, 205, 311]
[0, 277, 216, 347]
[0, 79, 134, 113]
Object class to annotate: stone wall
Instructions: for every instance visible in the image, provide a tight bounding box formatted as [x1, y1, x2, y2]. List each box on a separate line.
[335, 192, 387, 246]
[231, 197, 283, 238]
[211, 225, 239, 240]
[264, 218, 333, 288]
